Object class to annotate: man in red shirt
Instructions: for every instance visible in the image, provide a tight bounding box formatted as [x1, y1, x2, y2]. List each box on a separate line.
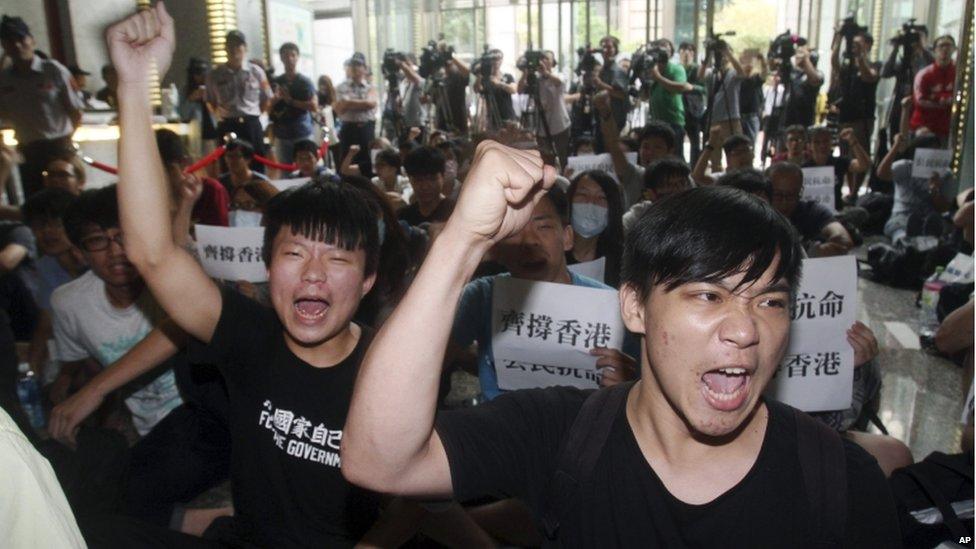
[910, 35, 957, 139]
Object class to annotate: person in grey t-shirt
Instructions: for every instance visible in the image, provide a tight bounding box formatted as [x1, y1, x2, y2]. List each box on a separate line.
[698, 43, 746, 172]
[396, 55, 426, 138]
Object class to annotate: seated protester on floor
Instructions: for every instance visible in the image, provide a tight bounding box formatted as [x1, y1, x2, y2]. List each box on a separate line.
[156, 129, 229, 228]
[770, 124, 808, 165]
[571, 135, 595, 157]
[370, 148, 412, 209]
[343, 159, 902, 547]
[594, 92, 676, 207]
[218, 139, 278, 222]
[287, 138, 336, 181]
[398, 145, 454, 226]
[767, 162, 855, 257]
[42, 155, 87, 196]
[717, 167, 774, 201]
[802, 126, 870, 209]
[0, 218, 40, 342]
[436, 140, 463, 201]
[107, 13, 431, 542]
[876, 132, 954, 244]
[51, 185, 183, 431]
[566, 170, 624, 288]
[909, 35, 956, 141]
[622, 157, 693, 234]
[448, 185, 639, 401]
[21, 189, 86, 386]
[692, 132, 755, 186]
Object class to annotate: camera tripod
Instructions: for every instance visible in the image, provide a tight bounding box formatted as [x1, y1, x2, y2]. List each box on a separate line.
[381, 73, 404, 141]
[426, 76, 457, 135]
[760, 61, 794, 163]
[477, 77, 505, 133]
[521, 70, 560, 168]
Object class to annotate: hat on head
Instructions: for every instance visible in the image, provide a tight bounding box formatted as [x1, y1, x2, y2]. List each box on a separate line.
[0, 15, 30, 41]
[225, 30, 246, 47]
[345, 52, 367, 67]
[187, 57, 210, 74]
[67, 64, 90, 77]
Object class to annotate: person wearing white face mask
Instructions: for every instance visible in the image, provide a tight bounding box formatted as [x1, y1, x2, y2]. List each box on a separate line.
[566, 170, 625, 287]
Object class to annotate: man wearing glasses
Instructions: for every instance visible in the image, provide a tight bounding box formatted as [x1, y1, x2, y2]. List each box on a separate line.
[767, 162, 854, 257]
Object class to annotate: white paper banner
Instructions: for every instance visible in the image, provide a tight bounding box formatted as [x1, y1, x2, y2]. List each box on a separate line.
[567, 256, 607, 282]
[765, 255, 858, 412]
[801, 166, 836, 212]
[194, 225, 267, 283]
[270, 177, 310, 192]
[491, 277, 625, 391]
[228, 209, 263, 227]
[565, 152, 639, 182]
[912, 148, 952, 179]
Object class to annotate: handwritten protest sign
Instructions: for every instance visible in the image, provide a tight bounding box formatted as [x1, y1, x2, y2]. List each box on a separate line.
[801, 166, 836, 211]
[491, 277, 625, 391]
[270, 177, 310, 192]
[912, 148, 952, 179]
[567, 256, 606, 282]
[194, 225, 267, 282]
[566, 152, 639, 181]
[765, 255, 857, 412]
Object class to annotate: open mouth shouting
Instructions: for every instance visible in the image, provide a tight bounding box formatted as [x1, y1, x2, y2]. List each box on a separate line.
[294, 296, 331, 324]
[700, 366, 753, 412]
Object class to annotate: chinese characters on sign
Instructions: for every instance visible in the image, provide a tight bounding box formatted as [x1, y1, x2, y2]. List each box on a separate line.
[491, 277, 625, 391]
[194, 225, 267, 282]
[911, 148, 952, 179]
[801, 166, 836, 212]
[765, 256, 857, 412]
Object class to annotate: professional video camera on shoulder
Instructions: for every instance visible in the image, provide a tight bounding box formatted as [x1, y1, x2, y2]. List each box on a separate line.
[890, 18, 927, 47]
[418, 40, 454, 79]
[575, 46, 599, 76]
[837, 15, 868, 41]
[768, 30, 806, 64]
[629, 42, 669, 86]
[382, 49, 407, 80]
[703, 29, 736, 65]
[517, 50, 544, 72]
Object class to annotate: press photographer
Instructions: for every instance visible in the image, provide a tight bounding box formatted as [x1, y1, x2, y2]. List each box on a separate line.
[517, 50, 571, 167]
[472, 48, 516, 132]
[830, 16, 880, 152]
[631, 39, 692, 160]
[881, 19, 933, 144]
[593, 35, 630, 152]
[380, 49, 424, 141]
[566, 46, 601, 145]
[698, 30, 746, 172]
[765, 30, 823, 143]
[419, 40, 471, 136]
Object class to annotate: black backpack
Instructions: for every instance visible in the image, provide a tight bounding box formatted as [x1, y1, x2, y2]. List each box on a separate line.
[890, 452, 974, 548]
[541, 382, 848, 546]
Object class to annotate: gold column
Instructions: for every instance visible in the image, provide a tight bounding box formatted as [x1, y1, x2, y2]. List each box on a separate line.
[135, 0, 162, 107]
[950, 0, 974, 172]
[206, 0, 239, 65]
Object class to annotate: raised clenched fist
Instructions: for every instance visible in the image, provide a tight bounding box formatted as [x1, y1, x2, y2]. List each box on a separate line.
[105, 2, 175, 85]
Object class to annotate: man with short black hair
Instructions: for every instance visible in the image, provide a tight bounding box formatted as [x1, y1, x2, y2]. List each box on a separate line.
[270, 42, 318, 165]
[398, 146, 454, 226]
[645, 39, 692, 161]
[593, 35, 630, 153]
[335, 52, 379, 177]
[767, 161, 854, 257]
[693, 133, 754, 186]
[155, 128, 229, 227]
[910, 34, 956, 140]
[830, 30, 881, 155]
[622, 157, 692, 234]
[343, 145, 900, 546]
[802, 125, 870, 207]
[287, 138, 334, 180]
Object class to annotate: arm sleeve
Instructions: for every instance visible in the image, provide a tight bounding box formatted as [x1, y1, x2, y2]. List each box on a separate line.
[434, 387, 586, 504]
[54, 64, 85, 112]
[187, 286, 277, 376]
[50, 292, 89, 362]
[671, 63, 688, 84]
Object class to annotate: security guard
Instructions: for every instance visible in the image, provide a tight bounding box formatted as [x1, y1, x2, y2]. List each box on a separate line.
[0, 16, 83, 198]
[334, 52, 378, 177]
[206, 30, 271, 172]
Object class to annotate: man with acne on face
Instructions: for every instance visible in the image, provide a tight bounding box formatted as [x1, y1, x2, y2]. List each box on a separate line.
[343, 143, 900, 542]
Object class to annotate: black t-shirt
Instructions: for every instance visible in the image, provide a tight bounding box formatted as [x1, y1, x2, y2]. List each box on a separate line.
[790, 199, 837, 242]
[785, 69, 822, 127]
[436, 387, 899, 547]
[439, 71, 470, 133]
[198, 288, 380, 547]
[0, 222, 38, 341]
[804, 156, 852, 210]
[271, 73, 316, 137]
[739, 74, 764, 115]
[600, 61, 631, 128]
[397, 198, 455, 226]
[835, 62, 882, 122]
[490, 73, 517, 122]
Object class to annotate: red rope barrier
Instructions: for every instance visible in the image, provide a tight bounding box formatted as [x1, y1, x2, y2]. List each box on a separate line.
[252, 154, 297, 172]
[318, 140, 329, 160]
[83, 157, 119, 175]
[184, 145, 226, 174]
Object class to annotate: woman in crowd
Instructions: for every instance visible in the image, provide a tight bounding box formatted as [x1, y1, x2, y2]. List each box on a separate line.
[566, 169, 624, 287]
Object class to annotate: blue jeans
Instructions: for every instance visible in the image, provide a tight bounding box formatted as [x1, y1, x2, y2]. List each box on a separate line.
[741, 113, 760, 143]
[273, 134, 315, 165]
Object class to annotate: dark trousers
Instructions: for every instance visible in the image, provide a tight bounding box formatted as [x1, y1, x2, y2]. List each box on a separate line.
[537, 129, 571, 171]
[685, 118, 702, 167]
[217, 116, 266, 173]
[339, 120, 376, 177]
[18, 136, 73, 199]
[667, 122, 686, 163]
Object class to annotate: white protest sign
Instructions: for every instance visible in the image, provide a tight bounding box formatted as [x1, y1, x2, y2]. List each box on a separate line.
[801, 166, 836, 212]
[567, 256, 606, 282]
[566, 152, 639, 182]
[194, 225, 267, 283]
[491, 277, 625, 391]
[765, 255, 857, 412]
[228, 209, 263, 227]
[912, 148, 952, 179]
[270, 177, 310, 192]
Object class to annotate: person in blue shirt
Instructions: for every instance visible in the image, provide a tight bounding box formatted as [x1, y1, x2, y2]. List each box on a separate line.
[449, 185, 638, 400]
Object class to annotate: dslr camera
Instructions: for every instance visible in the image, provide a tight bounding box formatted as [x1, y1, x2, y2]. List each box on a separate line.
[418, 40, 454, 79]
[837, 15, 869, 41]
[517, 50, 545, 72]
[575, 46, 599, 76]
[890, 18, 927, 47]
[473, 48, 501, 81]
[382, 49, 407, 80]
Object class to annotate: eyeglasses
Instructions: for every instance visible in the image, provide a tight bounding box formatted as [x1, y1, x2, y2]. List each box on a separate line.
[42, 170, 76, 179]
[79, 232, 125, 252]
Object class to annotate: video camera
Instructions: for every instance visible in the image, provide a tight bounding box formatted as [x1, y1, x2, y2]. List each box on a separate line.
[575, 46, 599, 76]
[704, 30, 735, 56]
[837, 15, 868, 42]
[768, 30, 806, 64]
[517, 50, 545, 72]
[382, 49, 407, 80]
[472, 47, 501, 81]
[890, 18, 927, 47]
[629, 43, 670, 84]
[418, 40, 454, 79]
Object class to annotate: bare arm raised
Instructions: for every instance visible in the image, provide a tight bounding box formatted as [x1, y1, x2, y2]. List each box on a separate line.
[342, 141, 556, 496]
[109, 3, 222, 342]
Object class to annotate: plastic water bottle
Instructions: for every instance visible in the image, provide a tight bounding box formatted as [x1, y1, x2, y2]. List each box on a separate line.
[16, 363, 45, 430]
[919, 267, 946, 348]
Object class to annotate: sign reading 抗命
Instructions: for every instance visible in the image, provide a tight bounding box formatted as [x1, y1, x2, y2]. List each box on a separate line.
[194, 225, 267, 283]
[765, 255, 857, 412]
[801, 166, 836, 212]
[912, 148, 952, 179]
[491, 277, 625, 391]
